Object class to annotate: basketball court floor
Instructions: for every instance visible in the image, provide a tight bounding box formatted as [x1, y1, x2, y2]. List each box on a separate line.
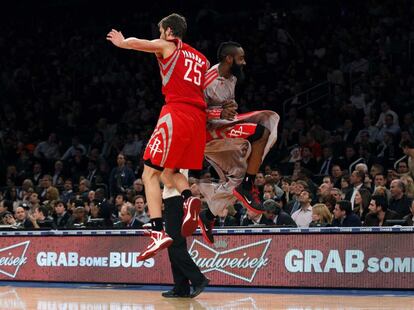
[0, 283, 413, 310]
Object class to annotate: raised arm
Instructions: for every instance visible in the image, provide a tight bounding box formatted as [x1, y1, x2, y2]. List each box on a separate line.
[106, 29, 171, 55]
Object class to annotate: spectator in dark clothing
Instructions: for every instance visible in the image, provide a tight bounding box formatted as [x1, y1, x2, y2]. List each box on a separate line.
[263, 199, 297, 227]
[52, 200, 71, 228]
[95, 187, 114, 222]
[113, 202, 143, 228]
[0, 200, 14, 214]
[60, 179, 75, 204]
[318, 146, 337, 176]
[29, 206, 56, 229]
[332, 200, 362, 227]
[131, 178, 145, 197]
[29, 163, 44, 188]
[340, 119, 358, 146]
[66, 206, 88, 229]
[37, 174, 52, 202]
[241, 209, 273, 226]
[51, 160, 65, 187]
[214, 206, 238, 227]
[87, 199, 113, 228]
[85, 160, 100, 189]
[14, 206, 34, 229]
[376, 132, 400, 170]
[67, 148, 88, 183]
[364, 195, 401, 226]
[340, 145, 359, 173]
[78, 179, 91, 199]
[109, 153, 135, 198]
[300, 146, 318, 173]
[389, 179, 412, 217]
[345, 170, 370, 209]
[112, 193, 127, 219]
[1, 211, 16, 226]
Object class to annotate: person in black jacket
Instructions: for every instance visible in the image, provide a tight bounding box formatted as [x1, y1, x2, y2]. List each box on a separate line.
[364, 195, 401, 226]
[389, 179, 412, 217]
[108, 153, 135, 198]
[241, 209, 273, 226]
[263, 199, 297, 227]
[29, 206, 57, 229]
[113, 202, 144, 228]
[52, 200, 72, 228]
[332, 200, 362, 227]
[14, 206, 34, 229]
[344, 170, 371, 208]
[214, 206, 238, 227]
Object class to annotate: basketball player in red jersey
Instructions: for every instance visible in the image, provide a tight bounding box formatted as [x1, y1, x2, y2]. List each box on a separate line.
[107, 14, 209, 260]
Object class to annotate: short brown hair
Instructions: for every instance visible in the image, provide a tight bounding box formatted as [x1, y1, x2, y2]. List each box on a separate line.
[134, 195, 145, 203]
[158, 13, 187, 39]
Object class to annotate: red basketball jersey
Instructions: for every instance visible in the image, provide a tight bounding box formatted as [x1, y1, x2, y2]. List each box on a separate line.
[157, 39, 209, 109]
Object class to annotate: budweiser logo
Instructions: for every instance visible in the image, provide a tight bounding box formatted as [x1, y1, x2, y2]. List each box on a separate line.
[189, 239, 271, 283]
[0, 241, 30, 278]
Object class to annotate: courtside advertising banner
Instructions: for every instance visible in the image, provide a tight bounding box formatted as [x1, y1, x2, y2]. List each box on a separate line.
[0, 233, 413, 288]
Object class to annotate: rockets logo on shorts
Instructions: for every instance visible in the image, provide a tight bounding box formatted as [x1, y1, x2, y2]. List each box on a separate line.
[223, 124, 257, 139]
[146, 113, 173, 166]
[148, 137, 163, 157]
[228, 125, 249, 138]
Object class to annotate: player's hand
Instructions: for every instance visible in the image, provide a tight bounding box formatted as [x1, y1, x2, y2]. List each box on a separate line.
[106, 29, 125, 47]
[220, 100, 238, 120]
[222, 100, 238, 110]
[221, 107, 237, 120]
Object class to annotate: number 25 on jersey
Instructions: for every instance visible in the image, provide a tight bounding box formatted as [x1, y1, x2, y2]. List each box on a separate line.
[184, 59, 202, 86]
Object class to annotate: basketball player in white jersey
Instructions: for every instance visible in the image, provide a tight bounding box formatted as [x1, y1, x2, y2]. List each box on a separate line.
[198, 42, 280, 243]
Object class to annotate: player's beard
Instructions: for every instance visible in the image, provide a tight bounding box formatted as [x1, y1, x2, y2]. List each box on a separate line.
[231, 62, 245, 84]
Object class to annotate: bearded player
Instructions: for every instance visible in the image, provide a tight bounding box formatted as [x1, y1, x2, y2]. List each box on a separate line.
[198, 41, 280, 243]
[107, 13, 209, 260]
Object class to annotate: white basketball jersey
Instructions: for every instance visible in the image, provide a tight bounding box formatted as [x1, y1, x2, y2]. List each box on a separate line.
[204, 64, 237, 107]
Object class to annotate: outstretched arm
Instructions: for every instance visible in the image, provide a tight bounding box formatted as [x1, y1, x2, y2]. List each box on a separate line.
[106, 29, 169, 54]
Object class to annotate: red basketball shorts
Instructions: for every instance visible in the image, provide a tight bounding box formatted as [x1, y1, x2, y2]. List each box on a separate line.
[143, 103, 207, 170]
[206, 123, 258, 142]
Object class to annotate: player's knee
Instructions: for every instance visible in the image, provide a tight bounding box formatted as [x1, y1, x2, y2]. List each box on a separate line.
[142, 170, 151, 186]
[160, 170, 174, 188]
[142, 166, 159, 186]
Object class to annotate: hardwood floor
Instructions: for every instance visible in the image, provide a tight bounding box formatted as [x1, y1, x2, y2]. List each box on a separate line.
[0, 285, 413, 310]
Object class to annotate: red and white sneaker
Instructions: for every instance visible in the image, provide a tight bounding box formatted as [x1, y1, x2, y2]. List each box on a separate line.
[137, 230, 173, 261]
[181, 196, 201, 237]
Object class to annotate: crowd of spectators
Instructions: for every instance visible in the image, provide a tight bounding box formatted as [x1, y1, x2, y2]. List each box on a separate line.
[1, 0, 414, 230]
